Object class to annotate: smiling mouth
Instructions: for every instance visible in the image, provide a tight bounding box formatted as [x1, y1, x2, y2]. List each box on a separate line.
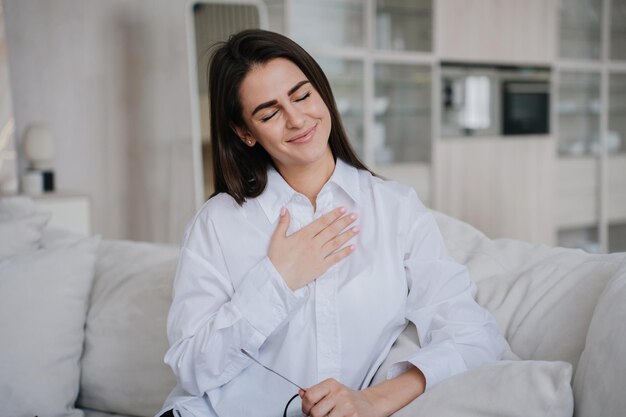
[287, 124, 317, 143]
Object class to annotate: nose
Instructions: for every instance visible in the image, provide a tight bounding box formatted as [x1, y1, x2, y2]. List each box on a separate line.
[283, 103, 305, 129]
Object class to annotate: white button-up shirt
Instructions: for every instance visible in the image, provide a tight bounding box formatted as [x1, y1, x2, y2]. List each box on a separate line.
[158, 158, 505, 417]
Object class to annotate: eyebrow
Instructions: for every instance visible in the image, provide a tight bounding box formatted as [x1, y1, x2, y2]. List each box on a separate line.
[250, 80, 311, 117]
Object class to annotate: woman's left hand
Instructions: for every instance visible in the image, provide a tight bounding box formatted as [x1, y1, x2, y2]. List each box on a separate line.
[299, 378, 383, 417]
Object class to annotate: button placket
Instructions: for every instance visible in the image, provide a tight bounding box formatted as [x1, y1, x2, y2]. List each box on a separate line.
[313, 189, 341, 381]
[315, 264, 340, 382]
[288, 196, 309, 233]
[314, 190, 333, 219]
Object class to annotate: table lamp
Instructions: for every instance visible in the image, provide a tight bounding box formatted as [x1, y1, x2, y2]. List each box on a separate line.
[21, 124, 55, 194]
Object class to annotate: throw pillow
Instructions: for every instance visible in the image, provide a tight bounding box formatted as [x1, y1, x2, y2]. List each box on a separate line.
[573, 263, 626, 417]
[433, 211, 625, 371]
[78, 239, 178, 417]
[0, 212, 50, 259]
[0, 195, 38, 220]
[372, 323, 573, 417]
[0, 235, 100, 417]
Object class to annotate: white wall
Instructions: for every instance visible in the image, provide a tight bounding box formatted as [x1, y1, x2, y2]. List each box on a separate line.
[4, 0, 198, 243]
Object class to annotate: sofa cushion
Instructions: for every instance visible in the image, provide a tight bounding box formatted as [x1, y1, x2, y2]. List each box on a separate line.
[0, 235, 100, 417]
[78, 239, 178, 417]
[372, 323, 573, 417]
[0, 212, 50, 259]
[433, 211, 626, 371]
[0, 194, 39, 219]
[0, 196, 50, 259]
[573, 263, 626, 417]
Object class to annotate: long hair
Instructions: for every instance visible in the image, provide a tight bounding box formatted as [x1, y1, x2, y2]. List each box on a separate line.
[208, 29, 375, 205]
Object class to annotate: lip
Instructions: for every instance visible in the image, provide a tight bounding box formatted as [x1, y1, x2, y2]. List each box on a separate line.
[287, 124, 317, 144]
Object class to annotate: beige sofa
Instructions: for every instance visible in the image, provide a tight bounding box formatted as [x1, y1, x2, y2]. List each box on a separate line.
[1, 196, 625, 417]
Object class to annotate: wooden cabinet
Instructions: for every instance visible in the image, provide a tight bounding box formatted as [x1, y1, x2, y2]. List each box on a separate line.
[435, 137, 555, 245]
[437, 0, 556, 64]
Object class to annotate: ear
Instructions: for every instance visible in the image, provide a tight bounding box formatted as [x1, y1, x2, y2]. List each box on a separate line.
[230, 122, 257, 147]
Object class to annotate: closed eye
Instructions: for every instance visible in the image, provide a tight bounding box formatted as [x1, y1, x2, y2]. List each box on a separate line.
[261, 110, 278, 122]
[295, 91, 311, 102]
[259, 91, 311, 122]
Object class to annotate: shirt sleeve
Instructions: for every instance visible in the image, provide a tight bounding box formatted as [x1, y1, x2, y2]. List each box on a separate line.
[387, 189, 506, 390]
[163, 213, 308, 397]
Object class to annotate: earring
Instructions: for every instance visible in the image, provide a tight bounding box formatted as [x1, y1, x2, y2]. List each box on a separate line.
[247, 140, 253, 145]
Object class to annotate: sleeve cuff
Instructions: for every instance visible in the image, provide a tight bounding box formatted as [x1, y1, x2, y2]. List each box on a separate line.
[387, 340, 468, 390]
[231, 256, 308, 338]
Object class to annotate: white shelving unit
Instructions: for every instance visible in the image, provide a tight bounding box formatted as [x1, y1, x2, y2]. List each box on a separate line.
[555, 0, 626, 253]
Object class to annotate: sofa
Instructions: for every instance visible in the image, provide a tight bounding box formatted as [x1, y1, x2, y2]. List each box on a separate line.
[1, 195, 625, 417]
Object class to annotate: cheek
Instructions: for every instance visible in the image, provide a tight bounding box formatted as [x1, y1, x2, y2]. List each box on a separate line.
[251, 123, 284, 147]
[309, 98, 332, 127]
[319, 104, 332, 132]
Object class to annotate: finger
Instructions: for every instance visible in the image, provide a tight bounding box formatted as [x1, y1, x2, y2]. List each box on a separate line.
[309, 394, 337, 417]
[301, 380, 334, 414]
[304, 207, 347, 237]
[314, 212, 358, 243]
[323, 244, 356, 267]
[321, 225, 360, 256]
[272, 207, 290, 238]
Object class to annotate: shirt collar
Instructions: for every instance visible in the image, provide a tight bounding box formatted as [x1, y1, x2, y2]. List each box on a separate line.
[257, 157, 361, 224]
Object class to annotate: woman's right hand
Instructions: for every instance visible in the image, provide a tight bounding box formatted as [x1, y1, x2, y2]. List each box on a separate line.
[268, 206, 360, 290]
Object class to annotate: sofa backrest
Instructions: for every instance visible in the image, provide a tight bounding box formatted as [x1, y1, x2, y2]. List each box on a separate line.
[78, 239, 179, 417]
[433, 210, 626, 372]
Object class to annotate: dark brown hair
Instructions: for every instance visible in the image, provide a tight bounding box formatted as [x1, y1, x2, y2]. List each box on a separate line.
[208, 29, 375, 205]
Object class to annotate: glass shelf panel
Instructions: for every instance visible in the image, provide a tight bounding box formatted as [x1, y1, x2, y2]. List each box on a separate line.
[609, 73, 626, 154]
[375, 0, 432, 52]
[608, 73, 626, 252]
[557, 71, 601, 157]
[558, 0, 603, 60]
[290, 0, 364, 49]
[611, 0, 626, 60]
[316, 58, 365, 159]
[374, 63, 431, 164]
[557, 71, 601, 252]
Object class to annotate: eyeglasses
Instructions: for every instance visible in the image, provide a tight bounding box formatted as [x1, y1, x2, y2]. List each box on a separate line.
[240, 349, 305, 417]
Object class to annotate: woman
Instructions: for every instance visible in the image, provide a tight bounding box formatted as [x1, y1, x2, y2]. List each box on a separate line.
[158, 29, 506, 417]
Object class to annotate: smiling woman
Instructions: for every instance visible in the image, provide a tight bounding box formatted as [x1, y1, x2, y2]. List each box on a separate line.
[231, 58, 334, 203]
[205, 30, 370, 207]
[157, 29, 506, 417]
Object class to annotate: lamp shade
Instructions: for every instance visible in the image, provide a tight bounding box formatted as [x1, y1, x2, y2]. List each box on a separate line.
[22, 124, 54, 169]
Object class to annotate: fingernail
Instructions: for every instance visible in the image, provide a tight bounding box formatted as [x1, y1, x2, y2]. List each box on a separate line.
[352, 226, 360, 233]
[350, 244, 356, 251]
[339, 207, 347, 214]
[350, 213, 358, 220]
[280, 207, 286, 216]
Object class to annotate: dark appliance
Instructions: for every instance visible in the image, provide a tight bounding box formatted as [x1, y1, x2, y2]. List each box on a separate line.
[502, 81, 550, 135]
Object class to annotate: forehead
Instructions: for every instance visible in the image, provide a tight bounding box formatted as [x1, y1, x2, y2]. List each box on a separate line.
[239, 58, 309, 108]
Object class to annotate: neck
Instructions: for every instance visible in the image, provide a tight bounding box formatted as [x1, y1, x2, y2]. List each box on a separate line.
[276, 149, 335, 210]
